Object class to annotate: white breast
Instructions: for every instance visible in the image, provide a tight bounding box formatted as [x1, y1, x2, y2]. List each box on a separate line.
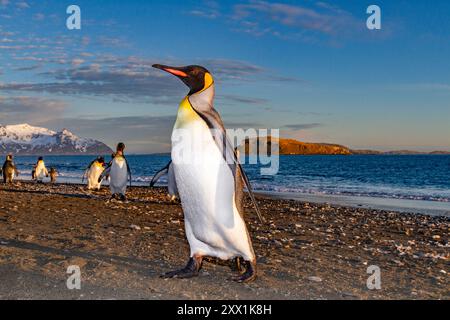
[88, 165, 104, 189]
[35, 162, 47, 178]
[110, 158, 128, 185]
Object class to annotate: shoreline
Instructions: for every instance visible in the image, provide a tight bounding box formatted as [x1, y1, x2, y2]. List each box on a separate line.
[257, 191, 450, 217]
[13, 178, 450, 217]
[0, 181, 448, 299]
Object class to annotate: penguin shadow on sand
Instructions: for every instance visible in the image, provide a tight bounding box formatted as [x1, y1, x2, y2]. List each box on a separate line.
[0, 187, 100, 200]
[0, 237, 162, 278]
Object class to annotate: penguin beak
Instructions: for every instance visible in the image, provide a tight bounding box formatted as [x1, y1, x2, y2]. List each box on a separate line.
[152, 64, 188, 78]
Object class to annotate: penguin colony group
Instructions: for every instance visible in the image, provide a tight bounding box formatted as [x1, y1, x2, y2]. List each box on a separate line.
[0, 65, 262, 283]
[1, 155, 56, 184]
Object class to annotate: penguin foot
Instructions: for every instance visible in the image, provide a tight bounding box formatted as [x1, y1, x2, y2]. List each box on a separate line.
[232, 260, 257, 283]
[162, 256, 203, 279]
[230, 257, 246, 274]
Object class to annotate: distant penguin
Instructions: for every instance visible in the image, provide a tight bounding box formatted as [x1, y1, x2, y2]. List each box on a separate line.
[35, 157, 48, 183]
[153, 64, 263, 283]
[149, 160, 179, 201]
[100, 143, 131, 201]
[2, 155, 19, 184]
[49, 168, 58, 183]
[31, 165, 36, 180]
[84, 156, 105, 190]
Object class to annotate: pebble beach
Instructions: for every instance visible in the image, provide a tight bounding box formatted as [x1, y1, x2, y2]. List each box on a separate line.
[0, 181, 448, 300]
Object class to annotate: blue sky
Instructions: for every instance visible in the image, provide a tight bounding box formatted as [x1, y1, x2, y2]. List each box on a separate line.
[1, 0, 449, 153]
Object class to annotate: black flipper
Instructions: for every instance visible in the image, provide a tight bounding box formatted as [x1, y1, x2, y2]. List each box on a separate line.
[82, 159, 96, 183]
[150, 161, 172, 187]
[123, 156, 132, 187]
[98, 161, 112, 182]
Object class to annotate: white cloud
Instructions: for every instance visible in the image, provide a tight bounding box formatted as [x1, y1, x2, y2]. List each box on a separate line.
[33, 13, 45, 21]
[16, 1, 29, 9]
[0, 96, 66, 123]
[71, 58, 85, 67]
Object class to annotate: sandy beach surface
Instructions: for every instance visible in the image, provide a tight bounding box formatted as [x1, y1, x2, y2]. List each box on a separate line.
[0, 181, 448, 300]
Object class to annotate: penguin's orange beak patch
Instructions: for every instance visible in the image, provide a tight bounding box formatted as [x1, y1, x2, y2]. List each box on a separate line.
[163, 68, 188, 78]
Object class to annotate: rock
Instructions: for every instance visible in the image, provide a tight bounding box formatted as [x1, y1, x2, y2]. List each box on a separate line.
[66, 257, 88, 268]
[130, 224, 141, 230]
[307, 276, 322, 282]
[393, 259, 404, 266]
[341, 292, 358, 298]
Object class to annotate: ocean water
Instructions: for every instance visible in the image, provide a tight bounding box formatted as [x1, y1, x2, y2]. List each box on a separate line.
[8, 154, 450, 204]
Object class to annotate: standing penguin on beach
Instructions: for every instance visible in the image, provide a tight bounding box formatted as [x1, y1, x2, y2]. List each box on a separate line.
[84, 156, 105, 190]
[2, 154, 19, 184]
[149, 160, 179, 201]
[49, 168, 58, 184]
[99, 143, 131, 201]
[153, 64, 263, 283]
[35, 157, 49, 183]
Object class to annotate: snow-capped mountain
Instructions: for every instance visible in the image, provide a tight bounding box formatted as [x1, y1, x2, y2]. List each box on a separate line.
[0, 124, 113, 155]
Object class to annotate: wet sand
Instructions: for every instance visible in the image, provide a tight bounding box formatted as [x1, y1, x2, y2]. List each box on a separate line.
[261, 191, 450, 217]
[0, 181, 448, 300]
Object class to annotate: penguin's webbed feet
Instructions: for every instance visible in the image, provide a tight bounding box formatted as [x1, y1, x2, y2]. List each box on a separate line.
[230, 257, 246, 274]
[232, 260, 257, 283]
[161, 256, 203, 279]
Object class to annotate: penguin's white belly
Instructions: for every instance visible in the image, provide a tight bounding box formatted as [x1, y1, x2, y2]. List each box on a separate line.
[88, 166, 103, 189]
[172, 120, 254, 261]
[35, 164, 46, 179]
[109, 159, 128, 194]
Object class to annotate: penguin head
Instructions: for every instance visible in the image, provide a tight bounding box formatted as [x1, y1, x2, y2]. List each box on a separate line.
[116, 142, 125, 154]
[152, 64, 213, 96]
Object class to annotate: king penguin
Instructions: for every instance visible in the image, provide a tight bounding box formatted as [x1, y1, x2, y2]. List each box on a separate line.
[149, 160, 179, 201]
[153, 64, 263, 283]
[35, 157, 48, 183]
[2, 154, 19, 184]
[84, 156, 106, 190]
[100, 143, 131, 201]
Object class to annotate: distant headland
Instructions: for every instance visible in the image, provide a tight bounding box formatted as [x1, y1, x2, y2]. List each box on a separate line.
[242, 137, 450, 155]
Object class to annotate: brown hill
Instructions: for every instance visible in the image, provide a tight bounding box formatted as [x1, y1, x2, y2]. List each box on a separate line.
[242, 137, 351, 155]
[241, 137, 450, 156]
